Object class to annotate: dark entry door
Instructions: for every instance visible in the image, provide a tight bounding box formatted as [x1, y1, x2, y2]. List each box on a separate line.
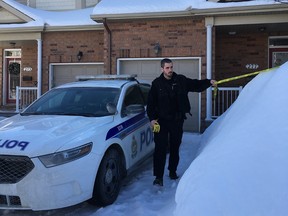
[269, 48, 288, 68]
[7, 59, 21, 104]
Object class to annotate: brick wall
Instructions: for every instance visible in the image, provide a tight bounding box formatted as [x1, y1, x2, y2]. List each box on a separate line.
[215, 30, 269, 87]
[21, 42, 38, 87]
[104, 17, 208, 75]
[42, 30, 104, 92]
[215, 29, 288, 88]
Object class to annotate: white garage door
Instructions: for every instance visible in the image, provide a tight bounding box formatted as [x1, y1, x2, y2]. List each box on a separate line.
[118, 58, 201, 132]
[51, 63, 104, 88]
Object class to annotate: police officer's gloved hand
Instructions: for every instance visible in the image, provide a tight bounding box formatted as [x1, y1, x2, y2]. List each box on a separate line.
[153, 122, 160, 133]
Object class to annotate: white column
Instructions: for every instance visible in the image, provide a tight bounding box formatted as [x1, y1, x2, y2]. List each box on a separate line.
[206, 24, 213, 121]
[37, 39, 42, 98]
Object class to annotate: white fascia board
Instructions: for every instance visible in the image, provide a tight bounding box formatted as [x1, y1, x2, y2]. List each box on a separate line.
[44, 24, 104, 32]
[0, 26, 44, 33]
[213, 13, 288, 26]
[190, 4, 288, 16]
[91, 4, 288, 22]
[91, 11, 191, 22]
[0, 32, 41, 41]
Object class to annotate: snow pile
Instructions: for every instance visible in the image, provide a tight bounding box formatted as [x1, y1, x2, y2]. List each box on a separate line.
[175, 62, 288, 216]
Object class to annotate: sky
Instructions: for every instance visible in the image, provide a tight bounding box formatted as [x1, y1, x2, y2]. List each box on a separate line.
[2, 62, 288, 216]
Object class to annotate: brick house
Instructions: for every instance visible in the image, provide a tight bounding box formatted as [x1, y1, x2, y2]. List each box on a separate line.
[0, 0, 287, 132]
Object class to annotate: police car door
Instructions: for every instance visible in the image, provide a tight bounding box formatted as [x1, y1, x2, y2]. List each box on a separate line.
[121, 84, 153, 168]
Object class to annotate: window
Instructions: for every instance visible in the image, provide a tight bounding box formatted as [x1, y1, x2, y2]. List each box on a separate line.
[123, 85, 145, 107]
[139, 84, 150, 106]
[23, 87, 120, 117]
[121, 85, 145, 117]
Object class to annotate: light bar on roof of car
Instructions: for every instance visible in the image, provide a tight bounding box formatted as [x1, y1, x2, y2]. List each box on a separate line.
[76, 74, 137, 81]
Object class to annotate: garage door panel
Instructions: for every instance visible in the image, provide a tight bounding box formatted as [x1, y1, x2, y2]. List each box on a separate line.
[121, 61, 138, 74]
[53, 64, 104, 87]
[176, 61, 199, 79]
[119, 58, 201, 132]
[185, 92, 199, 132]
[139, 61, 160, 76]
[122, 60, 160, 79]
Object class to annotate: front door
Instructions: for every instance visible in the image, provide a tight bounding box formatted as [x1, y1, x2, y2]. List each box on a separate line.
[269, 48, 288, 68]
[7, 59, 21, 104]
[4, 49, 22, 105]
[269, 37, 288, 68]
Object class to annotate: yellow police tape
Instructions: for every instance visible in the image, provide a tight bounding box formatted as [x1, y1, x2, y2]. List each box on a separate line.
[213, 67, 278, 99]
[152, 122, 160, 133]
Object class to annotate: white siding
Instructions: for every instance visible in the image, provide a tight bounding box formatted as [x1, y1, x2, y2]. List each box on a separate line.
[36, 0, 75, 11]
[14, 0, 98, 10]
[86, 0, 99, 7]
[0, 8, 23, 23]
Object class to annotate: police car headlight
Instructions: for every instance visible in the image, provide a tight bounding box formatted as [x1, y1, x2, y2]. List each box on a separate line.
[39, 143, 92, 168]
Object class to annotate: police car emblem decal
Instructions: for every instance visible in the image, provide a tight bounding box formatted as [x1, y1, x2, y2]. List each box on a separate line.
[131, 135, 138, 158]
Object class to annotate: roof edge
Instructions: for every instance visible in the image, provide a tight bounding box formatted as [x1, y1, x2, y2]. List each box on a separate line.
[191, 3, 288, 16]
[91, 3, 288, 21]
[0, 26, 44, 33]
[0, 23, 103, 33]
[91, 11, 191, 22]
[44, 24, 104, 32]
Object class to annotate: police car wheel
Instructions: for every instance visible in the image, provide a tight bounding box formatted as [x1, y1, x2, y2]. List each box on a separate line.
[89, 148, 124, 206]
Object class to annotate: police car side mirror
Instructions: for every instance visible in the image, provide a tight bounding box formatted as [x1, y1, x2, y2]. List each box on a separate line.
[106, 102, 117, 114]
[124, 104, 145, 115]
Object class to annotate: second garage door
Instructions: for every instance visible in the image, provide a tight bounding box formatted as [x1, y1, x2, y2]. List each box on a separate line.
[50, 63, 104, 88]
[118, 58, 201, 132]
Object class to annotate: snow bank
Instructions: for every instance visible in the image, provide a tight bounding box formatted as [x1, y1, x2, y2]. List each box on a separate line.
[175, 62, 288, 216]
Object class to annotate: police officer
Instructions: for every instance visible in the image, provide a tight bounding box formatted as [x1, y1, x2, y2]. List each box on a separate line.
[147, 58, 217, 186]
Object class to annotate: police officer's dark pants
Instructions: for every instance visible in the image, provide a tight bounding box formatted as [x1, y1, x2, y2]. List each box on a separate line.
[153, 119, 184, 179]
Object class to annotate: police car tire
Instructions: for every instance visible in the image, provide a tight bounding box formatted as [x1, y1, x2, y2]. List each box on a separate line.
[90, 148, 124, 206]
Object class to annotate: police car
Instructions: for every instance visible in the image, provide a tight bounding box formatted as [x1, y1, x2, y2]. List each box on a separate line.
[0, 75, 154, 210]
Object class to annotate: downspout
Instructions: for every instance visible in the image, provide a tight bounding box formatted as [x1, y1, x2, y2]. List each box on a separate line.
[103, 18, 112, 74]
[205, 20, 213, 121]
[37, 39, 42, 98]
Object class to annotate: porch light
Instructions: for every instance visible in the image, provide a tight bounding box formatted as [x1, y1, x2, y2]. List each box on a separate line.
[77, 51, 83, 61]
[153, 43, 161, 54]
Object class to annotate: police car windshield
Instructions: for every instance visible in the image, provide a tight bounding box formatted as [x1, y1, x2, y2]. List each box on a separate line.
[21, 87, 120, 117]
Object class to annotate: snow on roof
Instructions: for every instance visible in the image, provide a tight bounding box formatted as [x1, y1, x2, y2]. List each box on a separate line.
[92, 0, 278, 15]
[0, 0, 282, 30]
[1, 0, 99, 29]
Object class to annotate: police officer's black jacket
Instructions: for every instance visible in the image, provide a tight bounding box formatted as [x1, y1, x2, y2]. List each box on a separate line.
[147, 72, 212, 121]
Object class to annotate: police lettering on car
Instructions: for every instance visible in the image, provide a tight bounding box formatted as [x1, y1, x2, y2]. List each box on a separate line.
[0, 139, 29, 151]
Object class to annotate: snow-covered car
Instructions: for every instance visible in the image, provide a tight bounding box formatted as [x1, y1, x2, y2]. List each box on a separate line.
[0, 75, 154, 211]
